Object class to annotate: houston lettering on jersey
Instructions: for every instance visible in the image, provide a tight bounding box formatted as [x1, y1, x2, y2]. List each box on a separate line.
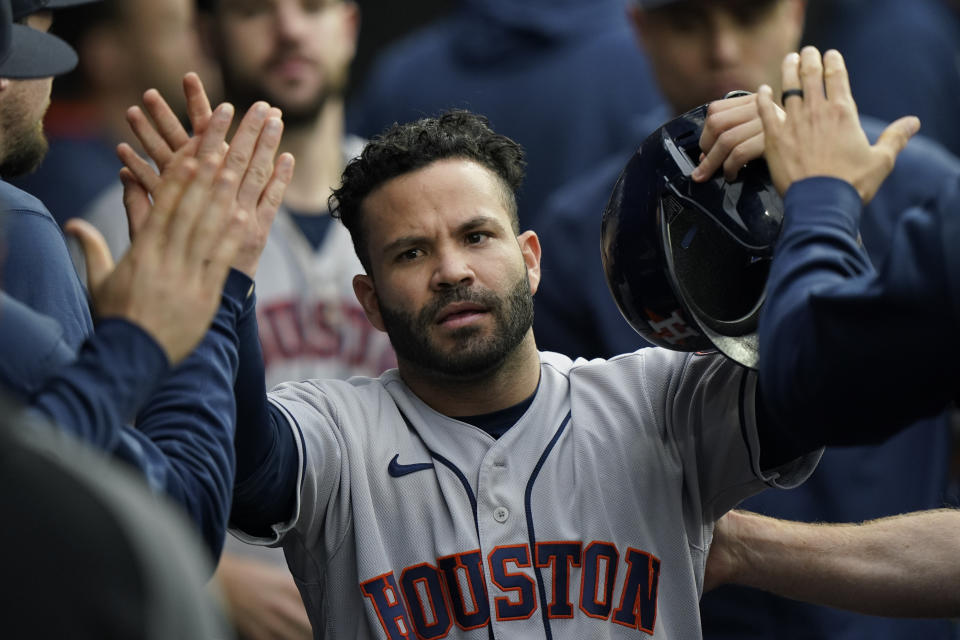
[257, 299, 395, 374]
[360, 540, 661, 638]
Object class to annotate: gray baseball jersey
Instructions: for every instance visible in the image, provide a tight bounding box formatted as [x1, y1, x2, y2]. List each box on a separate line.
[233, 348, 820, 639]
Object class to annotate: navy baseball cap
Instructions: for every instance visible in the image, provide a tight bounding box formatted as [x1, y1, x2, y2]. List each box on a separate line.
[0, 0, 79, 78]
[11, 0, 100, 20]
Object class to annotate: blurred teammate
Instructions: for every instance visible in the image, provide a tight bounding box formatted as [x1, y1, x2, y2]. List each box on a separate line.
[531, 2, 960, 639]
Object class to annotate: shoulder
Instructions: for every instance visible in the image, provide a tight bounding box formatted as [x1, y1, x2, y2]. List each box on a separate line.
[268, 372, 397, 421]
[0, 179, 55, 219]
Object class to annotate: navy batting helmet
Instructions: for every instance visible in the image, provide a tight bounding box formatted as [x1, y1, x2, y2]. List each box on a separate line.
[601, 100, 784, 369]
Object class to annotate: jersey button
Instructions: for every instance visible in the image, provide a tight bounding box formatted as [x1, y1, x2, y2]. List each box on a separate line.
[493, 506, 509, 523]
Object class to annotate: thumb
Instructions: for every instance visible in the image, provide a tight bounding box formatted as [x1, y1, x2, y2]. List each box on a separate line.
[63, 218, 115, 293]
[876, 116, 920, 163]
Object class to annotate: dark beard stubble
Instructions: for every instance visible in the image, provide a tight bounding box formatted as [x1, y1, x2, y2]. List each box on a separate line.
[377, 272, 535, 381]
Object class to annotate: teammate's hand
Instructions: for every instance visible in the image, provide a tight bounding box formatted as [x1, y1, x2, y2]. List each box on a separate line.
[757, 47, 920, 203]
[693, 93, 785, 183]
[118, 72, 295, 278]
[65, 154, 247, 365]
[214, 553, 313, 640]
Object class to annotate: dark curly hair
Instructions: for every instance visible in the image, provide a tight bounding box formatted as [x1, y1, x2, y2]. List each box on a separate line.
[330, 110, 527, 273]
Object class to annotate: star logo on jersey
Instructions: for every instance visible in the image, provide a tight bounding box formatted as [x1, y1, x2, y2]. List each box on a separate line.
[388, 454, 435, 478]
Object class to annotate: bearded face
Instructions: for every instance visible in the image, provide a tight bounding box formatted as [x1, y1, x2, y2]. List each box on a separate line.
[212, 0, 357, 128]
[377, 272, 535, 381]
[0, 78, 52, 179]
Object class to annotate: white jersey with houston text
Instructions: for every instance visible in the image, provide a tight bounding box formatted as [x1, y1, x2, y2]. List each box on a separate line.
[233, 348, 820, 639]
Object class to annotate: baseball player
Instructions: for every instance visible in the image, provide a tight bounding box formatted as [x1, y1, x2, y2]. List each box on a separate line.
[114, 104, 821, 638]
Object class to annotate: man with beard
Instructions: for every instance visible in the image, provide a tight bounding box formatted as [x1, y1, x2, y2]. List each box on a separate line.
[197, 109, 824, 639]
[10, 0, 215, 231]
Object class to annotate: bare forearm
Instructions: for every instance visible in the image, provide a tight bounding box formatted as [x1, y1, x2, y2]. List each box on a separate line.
[719, 509, 960, 617]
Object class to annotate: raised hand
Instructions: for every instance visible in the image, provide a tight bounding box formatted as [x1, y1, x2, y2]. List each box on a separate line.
[757, 47, 920, 203]
[65, 155, 248, 365]
[118, 72, 295, 277]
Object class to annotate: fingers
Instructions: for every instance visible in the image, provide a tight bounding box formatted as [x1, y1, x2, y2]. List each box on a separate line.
[142, 88, 191, 153]
[780, 52, 803, 112]
[196, 102, 235, 163]
[237, 116, 284, 206]
[698, 96, 758, 157]
[183, 72, 213, 135]
[798, 46, 825, 107]
[221, 102, 272, 191]
[117, 142, 162, 193]
[822, 49, 852, 104]
[695, 115, 764, 181]
[126, 105, 175, 170]
[757, 84, 789, 196]
[756, 84, 783, 138]
[140, 157, 198, 242]
[120, 168, 150, 241]
[258, 152, 296, 217]
[63, 218, 115, 293]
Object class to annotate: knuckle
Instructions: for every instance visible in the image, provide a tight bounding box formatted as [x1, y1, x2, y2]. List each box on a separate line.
[226, 149, 251, 170]
[714, 132, 734, 154]
[245, 163, 271, 185]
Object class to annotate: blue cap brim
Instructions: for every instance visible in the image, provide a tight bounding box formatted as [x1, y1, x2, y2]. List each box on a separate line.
[12, 0, 101, 21]
[0, 23, 77, 78]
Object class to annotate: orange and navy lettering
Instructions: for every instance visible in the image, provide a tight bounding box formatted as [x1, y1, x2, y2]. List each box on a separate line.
[488, 545, 536, 621]
[360, 541, 661, 638]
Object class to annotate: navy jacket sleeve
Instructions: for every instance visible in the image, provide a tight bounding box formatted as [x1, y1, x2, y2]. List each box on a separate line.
[759, 176, 960, 446]
[30, 318, 169, 449]
[230, 291, 299, 536]
[2, 271, 253, 560]
[114, 269, 253, 559]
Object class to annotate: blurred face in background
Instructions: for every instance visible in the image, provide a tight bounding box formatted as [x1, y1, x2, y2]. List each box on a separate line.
[77, 0, 214, 121]
[119, 0, 211, 116]
[631, 0, 806, 114]
[206, 0, 359, 127]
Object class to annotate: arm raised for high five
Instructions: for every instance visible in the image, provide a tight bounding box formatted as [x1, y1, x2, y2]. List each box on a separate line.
[118, 72, 294, 278]
[754, 48, 959, 445]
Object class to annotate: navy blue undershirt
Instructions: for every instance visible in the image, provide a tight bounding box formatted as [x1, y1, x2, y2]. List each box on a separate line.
[453, 393, 536, 439]
[287, 209, 333, 251]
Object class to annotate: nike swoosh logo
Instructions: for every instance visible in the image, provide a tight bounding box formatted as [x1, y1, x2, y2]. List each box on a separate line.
[388, 454, 434, 478]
